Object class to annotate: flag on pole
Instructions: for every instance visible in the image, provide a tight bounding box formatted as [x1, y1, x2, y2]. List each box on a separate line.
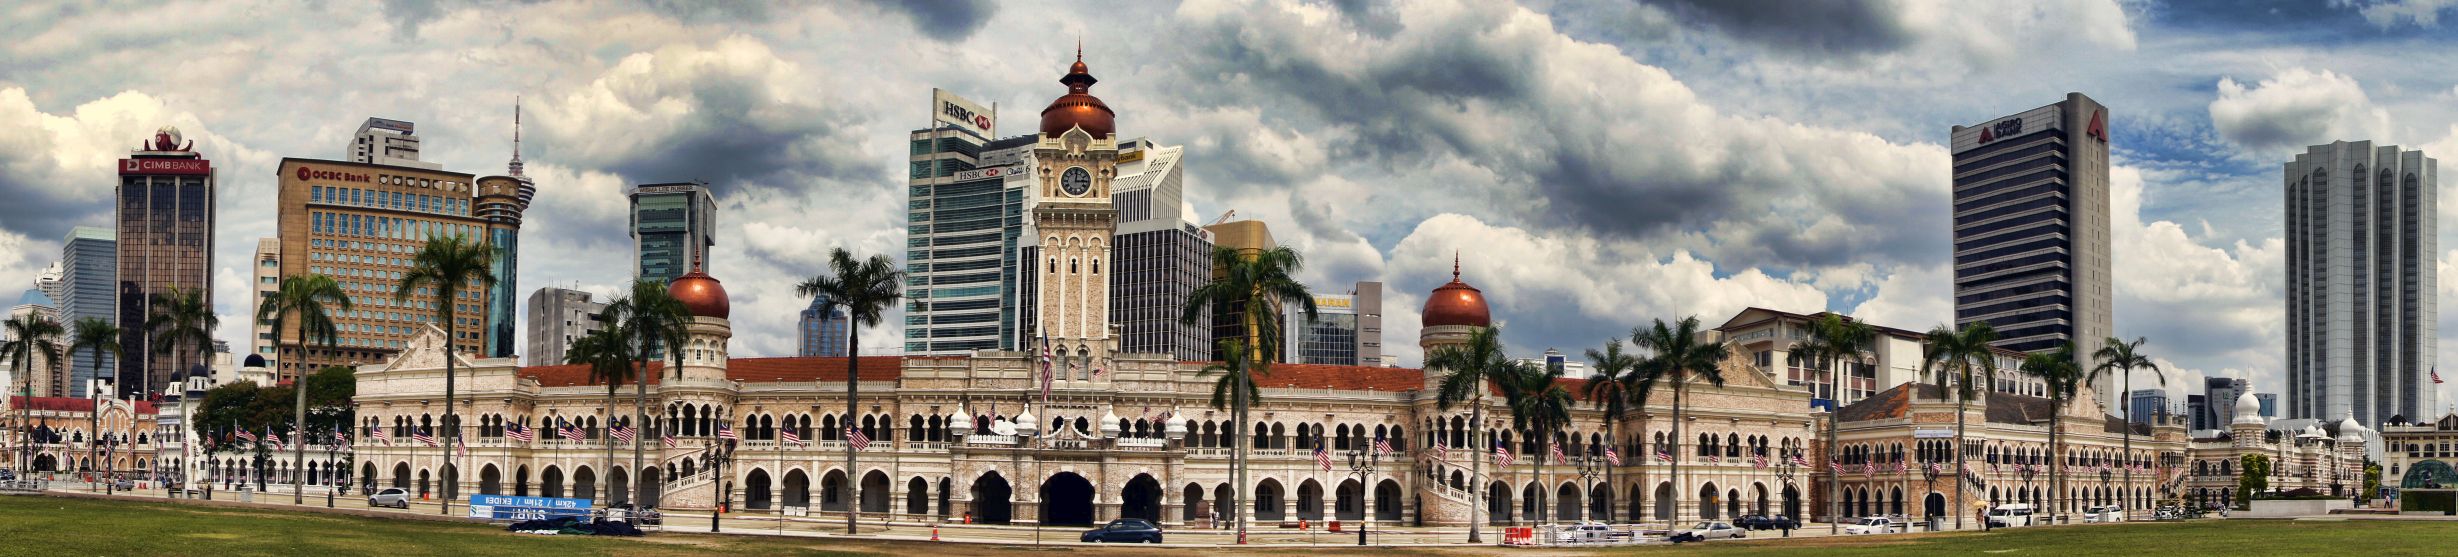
[1603, 447, 1622, 466]
[558, 420, 584, 443]
[847, 427, 871, 450]
[663, 431, 679, 449]
[2434, 367, 2445, 384]
[1753, 454, 1769, 469]
[1550, 442, 1567, 465]
[335, 430, 350, 446]
[1039, 333, 1055, 402]
[780, 427, 803, 447]
[413, 427, 437, 447]
[1374, 436, 1394, 457]
[506, 423, 532, 443]
[611, 424, 636, 444]
[1492, 441, 1514, 467]
[1656, 450, 1673, 463]
[1829, 460, 1842, 474]
[456, 434, 469, 459]
[371, 428, 392, 445]
[236, 429, 259, 444]
[265, 428, 285, 451]
[1315, 442, 1334, 472]
[1434, 439, 1449, 461]
[1791, 454, 1808, 467]
[718, 423, 739, 441]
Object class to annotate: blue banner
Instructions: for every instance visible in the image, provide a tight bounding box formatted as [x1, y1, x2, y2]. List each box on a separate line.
[466, 494, 594, 521]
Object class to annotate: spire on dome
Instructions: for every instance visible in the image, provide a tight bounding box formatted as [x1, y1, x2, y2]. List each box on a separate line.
[1453, 251, 1460, 280]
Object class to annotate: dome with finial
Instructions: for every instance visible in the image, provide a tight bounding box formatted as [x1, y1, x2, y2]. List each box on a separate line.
[2231, 390, 2263, 425]
[2336, 413, 2366, 443]
[1039, 44, 1115, 139]
[667, 259, 730, 319]
[1422, 253, 1491, 328]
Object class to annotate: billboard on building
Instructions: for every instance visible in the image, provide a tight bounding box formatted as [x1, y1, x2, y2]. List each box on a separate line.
[932, 88, 995, 136]
[119, 159, 211, 175]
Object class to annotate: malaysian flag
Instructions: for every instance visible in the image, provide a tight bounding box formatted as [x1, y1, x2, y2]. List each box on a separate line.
[1434, 440, 1449, 461]
[1791, 454, 1808, 467]
[1829, 460, 1843, 474]
[1862, 462, 1876, 476]
[371, 428, 392, 445]
[236, 428, 259, 445]
[413, 427, 437, 447]
[1705, 453, 1720, 464]
[662, 431, 679, 449]
[265, 429, 285, 451]
[334, 431, 349, 446]
[611, 424, 636, 444]
[507, 423, 533, 443]
[456, 434, 469, 458]
[1039, 334, 1055, 401]
[1550, 442, 1566, 465]
[1603, 446, 1622, 466]
[1753, 454, 1769, 469]
[558, 420, 584, 443]
[1656, 450, 1673, 463]
[847, 427, 871, 450]
[1492, 441, 1514, 467]
[1375, 436, 1395, 457]
[2435, 367, 2445, 385]
[718, 423, 739, 441]
[781, 427, 803, 447]
[1315, 442, 1335, 472]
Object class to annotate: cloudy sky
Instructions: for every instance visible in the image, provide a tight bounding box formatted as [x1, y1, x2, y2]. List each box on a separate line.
[6, 0, 2458, 412]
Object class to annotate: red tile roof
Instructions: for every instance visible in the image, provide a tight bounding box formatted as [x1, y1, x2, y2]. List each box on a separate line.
[1248, 364, 1422, 392]
[9, 396, 157, 414]
[516, 356, 911, 388]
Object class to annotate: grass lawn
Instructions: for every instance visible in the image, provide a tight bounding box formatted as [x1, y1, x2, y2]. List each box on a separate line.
[0, 495, 876, 557]
[1597, 519, 2456, 557]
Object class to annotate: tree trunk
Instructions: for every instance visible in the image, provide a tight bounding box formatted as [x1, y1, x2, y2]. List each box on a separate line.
[846, 326, 861, 534]
[1828, 356, 1841, 533]
[443, 319, 456, 515]
[632, 327, 653, 513]
[2121, 369, 2133, 512]
[1954, 388, 1966, 530]
[1467, 399, 1484, 542]
[1602, 419, 1615, 523]
[2050, 400, 2062, 524]
[1671, 373, 1685, 526]
[605, 383, 617, 505]
[284, 313, 306, 505]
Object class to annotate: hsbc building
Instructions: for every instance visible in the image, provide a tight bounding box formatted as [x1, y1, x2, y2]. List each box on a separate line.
[1948, 93, 2115, 404]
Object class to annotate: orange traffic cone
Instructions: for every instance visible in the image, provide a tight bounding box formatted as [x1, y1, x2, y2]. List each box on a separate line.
[932, 526, 941, 541]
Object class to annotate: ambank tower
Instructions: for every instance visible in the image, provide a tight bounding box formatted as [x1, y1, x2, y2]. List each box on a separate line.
[1949, 93, 2115, 404]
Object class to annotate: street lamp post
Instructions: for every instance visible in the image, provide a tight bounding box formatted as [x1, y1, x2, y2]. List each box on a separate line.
[2011, 463, 2037, 531]
[1573, 454, 1602, 524]
[1345, 445, 1380, 546]
[2099, 468, 2113, 512]
[1774, 449, 1800, 537]
[710, 438, 736, 533]
[1015, 408, 1042, 548]
[1920, 461, 1941, 531]
[326, 431, 340, 508]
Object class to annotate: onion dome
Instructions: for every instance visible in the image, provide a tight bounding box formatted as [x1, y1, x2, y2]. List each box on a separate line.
[1014, 408, 1040, 436]
[2230, 390, 2263, 425]
[1422, 253, 1491, 328]
[1039, 47, 1115, 138]
[1164, 411, 1189, 439]
[1098, 409, 1122, 438]
[667, 263, 730, 319]
[2336, 413, 2366, 443]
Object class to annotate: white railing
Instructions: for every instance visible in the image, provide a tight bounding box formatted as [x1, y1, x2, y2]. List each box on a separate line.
[967, 434, 1018, 446]
[1115, 438, 1167, 449]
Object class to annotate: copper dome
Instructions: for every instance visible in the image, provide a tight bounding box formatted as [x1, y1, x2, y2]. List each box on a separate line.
[1422, 255, 1490, 328]
[668, 268, 729, 319]
[1039, 51, 1115, 138]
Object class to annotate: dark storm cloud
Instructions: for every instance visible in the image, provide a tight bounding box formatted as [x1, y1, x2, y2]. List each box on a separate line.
[381, 0, 446, 37]
[1642, 0, 1919, 57]
[863, 0, 998, 42]
[1327, 0, 1405, 37]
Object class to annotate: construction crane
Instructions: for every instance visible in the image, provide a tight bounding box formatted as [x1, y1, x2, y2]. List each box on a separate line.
[1208, 209, 1236, 226]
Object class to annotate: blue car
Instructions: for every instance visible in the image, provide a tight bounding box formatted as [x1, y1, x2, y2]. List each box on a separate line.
[1080, 518, 1163, 543]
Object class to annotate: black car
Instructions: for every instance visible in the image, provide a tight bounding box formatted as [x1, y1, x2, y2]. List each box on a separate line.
[1738, 514, 1797, 530]
[1080, 518, 1163, 543]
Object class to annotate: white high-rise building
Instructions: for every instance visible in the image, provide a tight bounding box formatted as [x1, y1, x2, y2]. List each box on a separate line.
[250, 238, 279, 358]
[525, 287, 608, 367]
[349, 117, 441, 170]
[1949, 93, 2115, 406]
[2285, 140, 2437, 426]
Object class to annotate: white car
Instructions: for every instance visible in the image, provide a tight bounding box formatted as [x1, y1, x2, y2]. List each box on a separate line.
[367, 487, 411, 509]
[1667, 521, 1744, 542]
[2085, 505, 2126, 523]
[1987, 504, 2036, 528]
[1551, 522, 1633, 544]
[1844, 517, 1905, 535]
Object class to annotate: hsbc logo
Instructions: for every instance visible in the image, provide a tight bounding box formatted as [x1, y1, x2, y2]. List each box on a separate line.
[943, 100, 991, 132]
[296, 166, 371, 183]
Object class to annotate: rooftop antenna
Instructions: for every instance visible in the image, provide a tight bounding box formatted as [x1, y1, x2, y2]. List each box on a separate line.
[508, 96, 525, 177]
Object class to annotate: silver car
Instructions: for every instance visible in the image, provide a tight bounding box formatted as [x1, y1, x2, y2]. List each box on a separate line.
[367, 487, 411, 509]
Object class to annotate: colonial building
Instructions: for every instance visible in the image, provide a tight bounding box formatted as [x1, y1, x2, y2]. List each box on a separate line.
[2180, 392, 2369, 509]
[2, 395, 159, 477]
[2381, 411, 2458, 499]
[1830, 373, 2190, 524]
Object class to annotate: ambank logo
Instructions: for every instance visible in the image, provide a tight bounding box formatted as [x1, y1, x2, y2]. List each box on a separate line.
[297, 166, 371, 183]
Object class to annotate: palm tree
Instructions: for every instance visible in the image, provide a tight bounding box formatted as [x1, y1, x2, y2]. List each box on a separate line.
[1633, 317, 1730, 528]
[395, 233, 497, 515]
[1920, 322, 1997, 530]
[68, 317, 119, 490]
[1582, 337, 1644, 524]
[4, 313, 65, 470]
[257, 273, 350, 503]
[2018, 342, 2082, 525]
[1499, 358, 1571, 525]
[2091, 336, 2160, 512]
[1178, 245, 1315, 540]
[601, 278, 688, 511]
[147, 286, 218, 398]
[1198, 339, 1265, 429]
[794, 247, 903, 534]
[1786, 313, 1873, 531]
[1428, 326, 1519, 543]
[567, 328, 635, 501]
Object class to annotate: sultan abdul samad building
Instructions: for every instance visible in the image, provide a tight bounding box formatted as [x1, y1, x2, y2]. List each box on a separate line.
[348, 54, 2234, 529]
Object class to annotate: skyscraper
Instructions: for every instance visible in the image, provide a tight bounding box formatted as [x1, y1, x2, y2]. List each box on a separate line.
[2129, 388, 2168, 424]
[475, 102, 536, 358]
[276, 128, 494, 377]
[2202, 376, 2248, 429]
[1950, 93, 2114, 404]
[117, 126, 215, 398]
[349, 117, 440, 170]
[628, 182, 716, 285]
[798, 294, 850, 357]
[2284, 140, 2437, 425]
[1202, 219, 1276, 362]
[903, 88, 1029, 356]
[5, 292, 62, 397]
[58, 226, 115, 392]
[1109, 141, 1215, 362]
[524, 287, 606, 366]
[1283, 282, 1384, 366]
[249, 238, 280, 358]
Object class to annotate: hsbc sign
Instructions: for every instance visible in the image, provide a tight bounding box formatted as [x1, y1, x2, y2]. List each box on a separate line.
[119, 158, 211, 175]
[932, 88, 994, 135]
[295, 166, 371, 183]
[953, 164, 1023, 181]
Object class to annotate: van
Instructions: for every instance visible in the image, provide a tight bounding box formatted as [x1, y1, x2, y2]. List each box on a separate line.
[1986, 504, 2035, 528]
[2085, 505, 2126, 523]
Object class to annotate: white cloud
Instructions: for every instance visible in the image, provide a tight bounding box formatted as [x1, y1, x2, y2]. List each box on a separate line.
[1848, 262, 1952, 329]
[2209, 68, 2392, 157]
[2346, 0, 2458, 28]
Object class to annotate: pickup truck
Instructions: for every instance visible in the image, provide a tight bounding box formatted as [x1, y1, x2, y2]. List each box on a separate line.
[1844, 517, 1906, 535]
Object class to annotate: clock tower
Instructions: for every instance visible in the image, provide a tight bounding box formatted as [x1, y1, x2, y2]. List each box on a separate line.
[1032, 49, 1121, 375]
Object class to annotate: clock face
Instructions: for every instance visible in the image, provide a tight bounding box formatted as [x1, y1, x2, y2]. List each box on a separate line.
[1061, 167, 1092, 197]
